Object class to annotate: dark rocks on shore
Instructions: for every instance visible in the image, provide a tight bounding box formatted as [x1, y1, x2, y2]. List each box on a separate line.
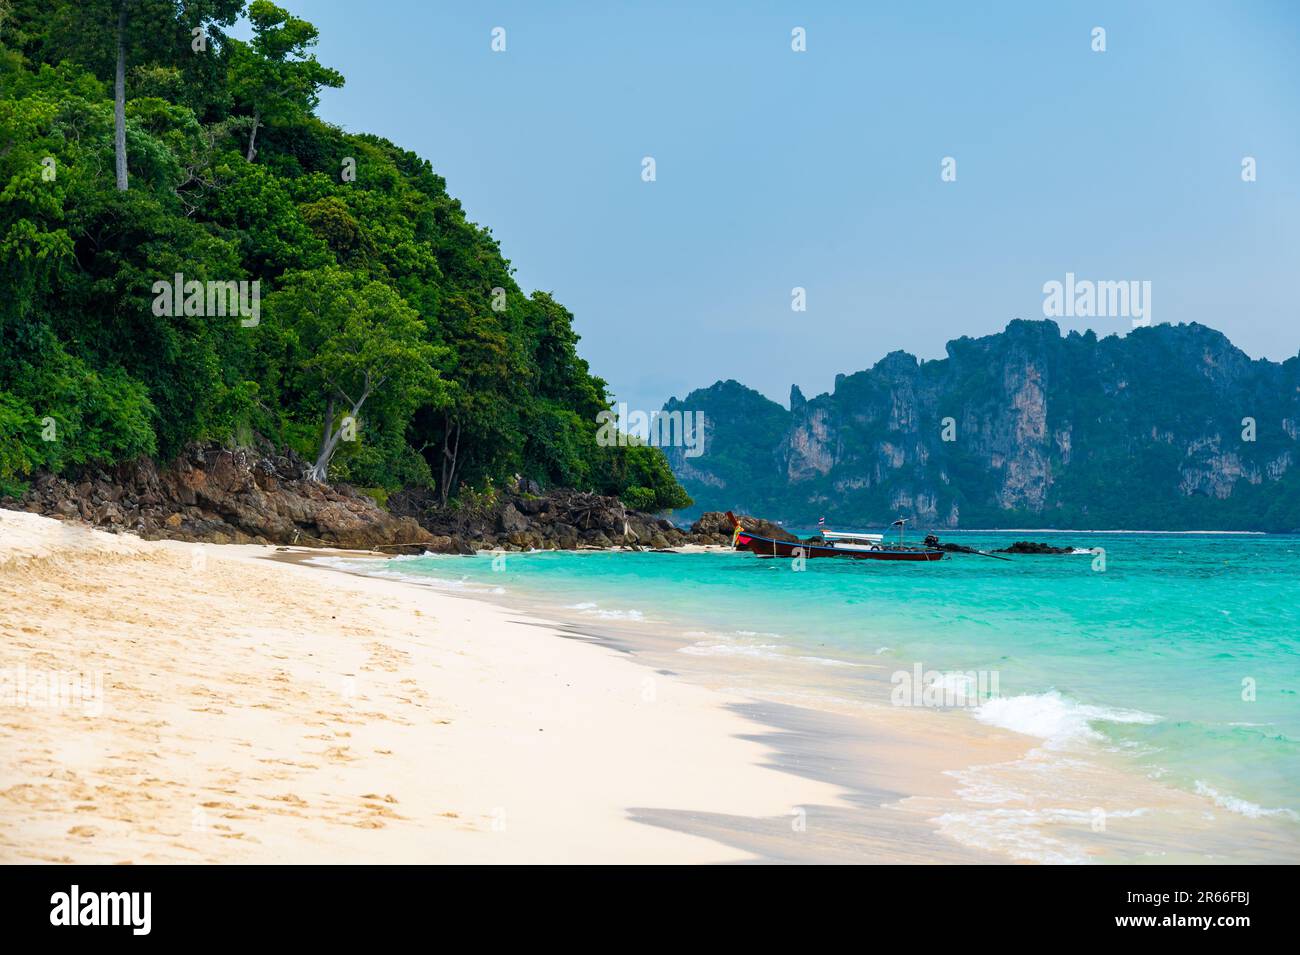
[994, 540, 1077, 555]
[923, 535, 982, 555]
[387, 489, 754, 553]
[2, 448, 775, 557]
[498, 501, 530, 535]
[688, 510, 798, 543]
[1, 443, 436, 553]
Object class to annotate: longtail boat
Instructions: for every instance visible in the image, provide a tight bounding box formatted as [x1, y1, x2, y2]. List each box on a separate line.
[726, 511, 946, 562]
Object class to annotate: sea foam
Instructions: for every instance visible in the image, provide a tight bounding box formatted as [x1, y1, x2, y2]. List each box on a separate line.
[974, 690, 1160, 747]
[679, 642, 783, 660]
[1194, 781, 1299, 820]
[565, 602, 645, 621]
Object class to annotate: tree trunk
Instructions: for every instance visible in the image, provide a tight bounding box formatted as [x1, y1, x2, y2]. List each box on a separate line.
[439, 415, 461, 506]
[245, 109, 260, 162]
[307, 394, 364, 483]
[439, 413, 450, 503]
[316, 396, 335, 467]
[113, 1, 129, 191]
[307, 429, 342, 483]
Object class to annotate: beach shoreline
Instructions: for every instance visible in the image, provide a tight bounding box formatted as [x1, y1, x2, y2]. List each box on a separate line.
[0, 510, 849, 863]
[5, 511, 1297, 864]
[299, 546, 1300, 865]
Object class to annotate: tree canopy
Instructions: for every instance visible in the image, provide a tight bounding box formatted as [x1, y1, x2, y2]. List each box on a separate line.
[0, 1, 690, 512]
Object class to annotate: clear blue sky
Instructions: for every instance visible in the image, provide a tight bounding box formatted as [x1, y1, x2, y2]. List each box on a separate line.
[247, 1, 1300, 414]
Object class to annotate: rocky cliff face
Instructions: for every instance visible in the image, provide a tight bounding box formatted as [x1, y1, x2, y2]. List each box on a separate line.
[2, 445, 441, 551]
[663, 321, 1300, 531]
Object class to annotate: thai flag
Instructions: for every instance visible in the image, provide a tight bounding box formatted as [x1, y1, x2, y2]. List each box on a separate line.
[818, 516, 825, 527]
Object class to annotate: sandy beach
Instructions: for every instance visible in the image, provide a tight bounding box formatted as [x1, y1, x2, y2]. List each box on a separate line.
[0, 509, 849, 864]
[5, 509, 1297, 865]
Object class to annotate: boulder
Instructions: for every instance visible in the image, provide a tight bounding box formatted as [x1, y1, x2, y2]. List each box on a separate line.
[498, 502, 530, 534]
[515, 496, 549, 516]
[551, 522, 580, 548]
[691, 511, 798, 542]
[995, 540, 1076, 555]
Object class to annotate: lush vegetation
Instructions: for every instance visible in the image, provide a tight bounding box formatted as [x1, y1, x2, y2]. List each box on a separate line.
[665, 321, 1300, 532]
[0, 0, 689, 511]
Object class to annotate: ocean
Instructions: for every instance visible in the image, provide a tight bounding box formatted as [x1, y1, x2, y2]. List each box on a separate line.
[315, 531, 1300, 862]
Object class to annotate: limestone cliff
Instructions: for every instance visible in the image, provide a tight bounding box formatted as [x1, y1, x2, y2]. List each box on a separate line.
[663, 321, 1300, 531]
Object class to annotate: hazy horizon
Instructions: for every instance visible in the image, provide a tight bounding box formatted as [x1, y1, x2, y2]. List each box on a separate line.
[245, 1, 1300, 414]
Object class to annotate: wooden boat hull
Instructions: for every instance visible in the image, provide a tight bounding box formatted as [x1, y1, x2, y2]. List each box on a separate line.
[732, 531, 946, 561]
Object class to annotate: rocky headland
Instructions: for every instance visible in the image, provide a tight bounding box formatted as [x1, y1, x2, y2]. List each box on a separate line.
[0, 443, 779, 555]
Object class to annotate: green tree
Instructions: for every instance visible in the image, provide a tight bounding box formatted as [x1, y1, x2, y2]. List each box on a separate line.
[267, 268, 445, 482]
[0, 0, 691, 514]
[228, 0, 343, 163]
[19, 0, 243, 190]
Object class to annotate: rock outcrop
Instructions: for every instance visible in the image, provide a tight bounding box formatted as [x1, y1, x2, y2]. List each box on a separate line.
[3, 448, 786, 555]
[387, 486, 754, 551]
[2, 444, 439, 552]
[995, 540, 1078, 555]
[688, 510, 798, 543]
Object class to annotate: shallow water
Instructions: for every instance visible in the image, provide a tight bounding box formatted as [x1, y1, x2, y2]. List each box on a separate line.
[319, 531, 1300, 854]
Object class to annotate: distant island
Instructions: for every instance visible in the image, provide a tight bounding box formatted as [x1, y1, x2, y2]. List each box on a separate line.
[663, 320, 1300, 532]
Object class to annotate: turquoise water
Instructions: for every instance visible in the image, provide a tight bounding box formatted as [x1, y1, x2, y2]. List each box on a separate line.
[337, 532, 1300, 822]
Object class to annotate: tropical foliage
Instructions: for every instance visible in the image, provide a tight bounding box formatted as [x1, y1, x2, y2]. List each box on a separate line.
[0, 0, 689, 510]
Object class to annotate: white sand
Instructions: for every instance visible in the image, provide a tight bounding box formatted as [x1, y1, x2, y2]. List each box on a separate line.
[0, 510, 843, 863]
